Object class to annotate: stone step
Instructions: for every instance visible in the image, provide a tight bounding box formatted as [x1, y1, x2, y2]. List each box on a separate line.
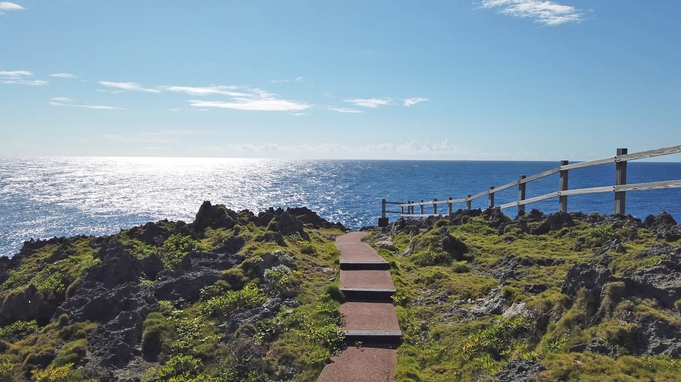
[343, 330, 403, 345]
[339, 261, 390, 271]
[340, 288, 395, 302]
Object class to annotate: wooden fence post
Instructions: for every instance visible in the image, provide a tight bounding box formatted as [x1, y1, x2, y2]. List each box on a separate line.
[381, 199, 386, 218]
[615, 148, 628, 214]
[466, 195, 472, 210]
[488, 187, 495, 209]
[559, 160, 569, 213]
[448, 196, 453, 215]
[433, 198, 438, 215]
[518, 175, 526, 215]
[420, 200, 424, 216]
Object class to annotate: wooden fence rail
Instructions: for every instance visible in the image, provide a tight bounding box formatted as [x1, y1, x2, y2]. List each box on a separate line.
[377, 145, 681, 227]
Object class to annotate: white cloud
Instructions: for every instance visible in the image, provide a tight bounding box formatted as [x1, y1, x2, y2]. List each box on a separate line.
[99, 81, 160, 93]
[189, 98, 309, 111]
[343, 98, 392, 108]
[295, 77, 303, 81]
[0, 70, 48, 86]
[271, 79, 289, 83]
[403, 98, 429, 107]
[49, 73, 78, 78]
[175, 85, 310, 111]
[159, 85, 249, 97]
[480, 0, 584, 25]
[328, 107, 363, 114]
[50, 100, 123, 110]
[0, 2, 24, 14]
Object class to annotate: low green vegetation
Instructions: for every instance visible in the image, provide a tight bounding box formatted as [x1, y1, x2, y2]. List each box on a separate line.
[0, 206, 346, 381]
[368, 211, 681, 381]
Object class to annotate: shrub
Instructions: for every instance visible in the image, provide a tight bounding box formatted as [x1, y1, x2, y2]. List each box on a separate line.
[142, 312, 174, 360]
[0, 320, 38, 342]
[324, 284, 344, 302]
[199, 286, 266, 317]
[51, 339, 87, 367]
[463, 315, 536, 361]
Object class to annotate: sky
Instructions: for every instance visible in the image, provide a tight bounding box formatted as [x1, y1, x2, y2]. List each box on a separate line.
[1, 0, 680, 160]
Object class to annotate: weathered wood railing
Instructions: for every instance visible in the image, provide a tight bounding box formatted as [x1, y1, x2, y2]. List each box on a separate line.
[378, 145, 681, 226]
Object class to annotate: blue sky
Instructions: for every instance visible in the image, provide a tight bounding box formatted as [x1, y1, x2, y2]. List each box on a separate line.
[1, 0, 680, 160]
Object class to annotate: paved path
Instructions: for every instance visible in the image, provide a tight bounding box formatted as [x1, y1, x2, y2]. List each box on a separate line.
[318, 232, 401, 382]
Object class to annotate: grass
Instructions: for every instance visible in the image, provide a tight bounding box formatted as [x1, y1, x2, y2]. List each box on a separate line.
[0, 204, 347, 381]
[367, 212, 681, 381]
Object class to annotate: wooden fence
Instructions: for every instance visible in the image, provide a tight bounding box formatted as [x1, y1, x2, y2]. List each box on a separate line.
[378, 145, 681, 226]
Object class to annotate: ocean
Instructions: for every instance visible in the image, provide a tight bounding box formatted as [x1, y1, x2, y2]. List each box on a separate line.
[1, 157, 680, 258]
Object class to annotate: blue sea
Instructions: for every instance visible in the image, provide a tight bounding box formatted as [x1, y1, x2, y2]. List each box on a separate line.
[1, 157, 680, 258]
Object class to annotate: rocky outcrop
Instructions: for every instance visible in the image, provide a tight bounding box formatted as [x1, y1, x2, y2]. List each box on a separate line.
[496, 359, 545, 382]
[0, 285, 58, 326]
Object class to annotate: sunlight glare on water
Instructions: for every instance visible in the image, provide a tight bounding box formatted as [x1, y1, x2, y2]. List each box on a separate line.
[1, 156, 680, 257]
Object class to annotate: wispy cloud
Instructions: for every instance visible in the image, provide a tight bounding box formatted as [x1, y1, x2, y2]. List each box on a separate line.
[50, 98, 123, 110]
[479, 0, 584, 26]
[99, 81, 160, 93]
[49, 73, 78, 79]
[403, 98, 429, 107]
[0, 2, 24, 14]
[343, 98, 392, 108]
[181, 86, 310, 111]
[159, 85, 248, 97]
[0, 70, 47, 86]
[271, 79, 289, 83]
[328, 107, 363, 114]
[189, 98, 309, 112]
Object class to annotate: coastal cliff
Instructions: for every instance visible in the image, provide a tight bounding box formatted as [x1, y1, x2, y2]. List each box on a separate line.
[368, 208, 681, 381]
[2, 203, 681, 381]
[0, 202, 345, 381]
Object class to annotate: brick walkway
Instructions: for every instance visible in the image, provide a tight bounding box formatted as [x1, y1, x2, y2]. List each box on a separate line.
[318, 232, 401, 382]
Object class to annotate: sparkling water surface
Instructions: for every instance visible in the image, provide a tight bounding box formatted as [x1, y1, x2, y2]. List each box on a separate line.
[1, 157, 680, 257]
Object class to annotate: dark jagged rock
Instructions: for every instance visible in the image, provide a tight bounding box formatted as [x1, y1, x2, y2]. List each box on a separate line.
[561, 263, 613, 299]
[222, 298, 283, 334]
[192, 201, 238, 233]
[532, 211, 574, 235]
[286, 207, 345, 230]
[569, 342, 617, 358]
[179, 250, 245, 272]
[0, 285, 58, 326]
[140, 254, 165, 281]
[495, 359, 545, 382]
[212, 235, 246, 255]
[446, 286, 506, 319]
[594, 238, 626, 255]
[277, 212, 304, 236]
[633, 318, 681, 357]
[482, 207, 511, 228]
[128, 221, 172, 246]
[621, 255, 681, 310]
[645, 211, 681, 241]
[154, 269, 221, 303]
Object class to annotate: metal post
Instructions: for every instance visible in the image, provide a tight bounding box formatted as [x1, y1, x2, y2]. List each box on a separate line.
[518, 175, 526, 215]
[381, 199, 386, 218]
[433, 198, 438, 215]
[410, 201, 414, 215]
[401, 204, 404, 216]
[488, 187, 495, 209]
[615, 148, 628, 215]
[420, 200, 424, 216]
[448, 196, 453, 215]
[559, 160, 569, 213]
[466, 195, 472, 210]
